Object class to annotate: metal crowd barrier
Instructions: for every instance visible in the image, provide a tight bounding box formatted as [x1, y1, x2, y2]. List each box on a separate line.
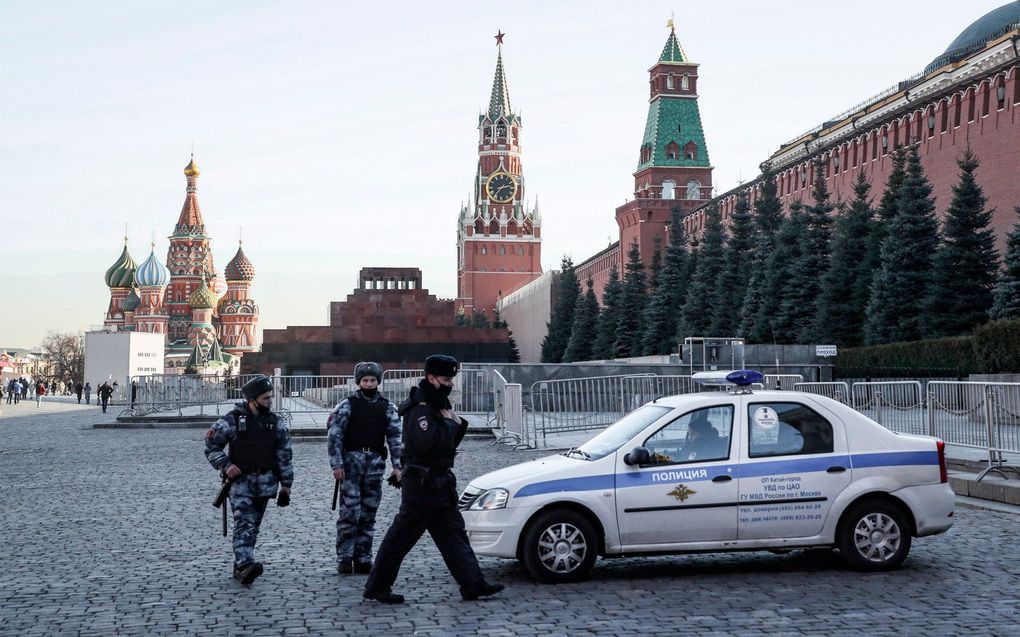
[927, 381, 1020, 480]
[794, 381, 850, 404]
[382, 368, 494, 420]
[492, 370, 526, 448]
[763, 374, 804, 390]
[851, 381, 925, 435]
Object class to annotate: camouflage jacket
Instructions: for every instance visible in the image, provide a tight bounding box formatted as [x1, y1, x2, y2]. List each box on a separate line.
[204, 402, 294, 495]
[327, 390, 402, 471]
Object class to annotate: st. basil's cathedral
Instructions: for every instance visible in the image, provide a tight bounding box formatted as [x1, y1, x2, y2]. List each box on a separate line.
[101, 158, 259, 374]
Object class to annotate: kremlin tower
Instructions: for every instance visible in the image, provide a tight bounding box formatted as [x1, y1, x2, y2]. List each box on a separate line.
[99, 156, 258, 374]
[456, 32, 543, 320]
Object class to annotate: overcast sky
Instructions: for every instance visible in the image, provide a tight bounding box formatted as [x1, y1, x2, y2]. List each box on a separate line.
[0, 0, 1010, 347]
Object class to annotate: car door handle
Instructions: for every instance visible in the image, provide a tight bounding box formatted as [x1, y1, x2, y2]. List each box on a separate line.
[712, 475, 732, 483]
[826, 466, 847, 473]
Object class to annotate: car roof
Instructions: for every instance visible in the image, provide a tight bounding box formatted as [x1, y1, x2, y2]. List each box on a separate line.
[653, 390, 837, 410]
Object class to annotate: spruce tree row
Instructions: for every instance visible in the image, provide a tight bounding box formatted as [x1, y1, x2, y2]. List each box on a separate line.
[539, 143, 1020, 362]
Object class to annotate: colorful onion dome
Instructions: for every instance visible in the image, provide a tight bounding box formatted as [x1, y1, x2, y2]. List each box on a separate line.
[225, 243, 255, 281]
[120, 288, 141, 312]
[211, 273, 228, 300]
[104, 244, 137, 288]
[134, 245, 170, 287]
[188, 278, 217, 310]
[184, 156, 200, 177]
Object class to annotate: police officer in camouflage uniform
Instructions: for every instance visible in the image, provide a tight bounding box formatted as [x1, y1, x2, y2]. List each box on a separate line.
[327, 362, 402, 575]
[363, 355, 504, 604]
[204, 375, 294, 586]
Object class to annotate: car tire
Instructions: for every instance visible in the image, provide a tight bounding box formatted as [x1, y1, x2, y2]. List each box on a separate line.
[521, 509, 598, 584]
[837, 501, 912, 571]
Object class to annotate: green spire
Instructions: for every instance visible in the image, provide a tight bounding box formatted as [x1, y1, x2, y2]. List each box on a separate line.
[208, 338, 225, 363]
[185, 343, 205, 368]
[659, 27, 687, 63]
[488, 49, 511, 119]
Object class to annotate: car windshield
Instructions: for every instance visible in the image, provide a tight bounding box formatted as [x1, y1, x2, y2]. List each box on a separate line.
[575, 405, 673, 460]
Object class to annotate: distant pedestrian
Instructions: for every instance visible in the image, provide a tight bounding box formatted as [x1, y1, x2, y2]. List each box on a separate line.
[75, 382, 83, 404]
[98, 382, 113, 413]
[20, 378, 29, 399]
[11, 379, 22, 405]
[49, 381, 56, 395]
[84, 382, 92, 405]
[35, 381, 46, 407]
[131, 380, 138, 409]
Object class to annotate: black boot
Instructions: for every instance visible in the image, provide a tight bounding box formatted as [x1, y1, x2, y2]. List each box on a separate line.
[363, 589, 404, 604]
[353, 560, 373, 574]
[461, 581, 505, 601]
[233, 562, 263, 586]
[337, 560, 353, 575]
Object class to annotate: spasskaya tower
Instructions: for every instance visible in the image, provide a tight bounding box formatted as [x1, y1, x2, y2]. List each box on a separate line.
[456, 32, 542, 320]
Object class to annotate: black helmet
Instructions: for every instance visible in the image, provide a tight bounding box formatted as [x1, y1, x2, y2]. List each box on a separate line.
[242, 375, 273, 401]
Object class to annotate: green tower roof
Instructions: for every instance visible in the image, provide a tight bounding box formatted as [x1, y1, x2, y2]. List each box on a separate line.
[659, 28, 687, 63]
[488, 50, 511, 119]
[637, 97, 710, 170]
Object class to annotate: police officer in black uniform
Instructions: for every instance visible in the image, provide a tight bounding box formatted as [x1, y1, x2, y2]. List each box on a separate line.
[204, 375, 294, 586]
[363, 355, 504, 604]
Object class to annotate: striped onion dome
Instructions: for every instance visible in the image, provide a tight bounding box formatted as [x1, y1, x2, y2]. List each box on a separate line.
[134, 245, 170, 288]
[104, 244, 136, 288]
[225, 243, 255, 281]
[188, 278, 217, 310]
[120, 288, 141, 312]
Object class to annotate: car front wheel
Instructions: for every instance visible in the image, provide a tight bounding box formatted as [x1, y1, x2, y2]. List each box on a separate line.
[838, 501, 912, 571]
[521, 509, 597, 583]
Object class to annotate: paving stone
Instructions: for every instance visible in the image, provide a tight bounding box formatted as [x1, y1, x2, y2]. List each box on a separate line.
[1, 398, 1019, 635]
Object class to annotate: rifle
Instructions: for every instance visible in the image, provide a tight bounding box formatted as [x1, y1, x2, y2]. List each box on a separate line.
[213, 472, 234, 537]
[331, 478, 341, 511]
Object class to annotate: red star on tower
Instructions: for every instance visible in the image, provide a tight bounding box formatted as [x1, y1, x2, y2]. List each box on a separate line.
[494, 30, 505, 46]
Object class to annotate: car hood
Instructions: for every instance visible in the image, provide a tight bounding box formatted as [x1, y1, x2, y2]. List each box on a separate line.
[466, 452, 595, 493]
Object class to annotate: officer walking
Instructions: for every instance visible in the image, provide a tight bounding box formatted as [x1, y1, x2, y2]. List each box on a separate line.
[364, 355, 504, 604]
[328, 362, 403, 575]
[204, 375, 294, 586]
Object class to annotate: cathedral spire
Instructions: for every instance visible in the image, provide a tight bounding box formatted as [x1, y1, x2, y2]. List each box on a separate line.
[488, 32, 511, 119]
[174, 154, 206, 237]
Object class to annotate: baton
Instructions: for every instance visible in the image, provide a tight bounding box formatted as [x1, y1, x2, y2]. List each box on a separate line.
[213, 472, 234, 537]
[331, 478, 341, 511]
[222, 500, 228, 537]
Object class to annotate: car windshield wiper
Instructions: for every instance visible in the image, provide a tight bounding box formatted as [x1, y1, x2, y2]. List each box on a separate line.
[563, 447, 592, 460]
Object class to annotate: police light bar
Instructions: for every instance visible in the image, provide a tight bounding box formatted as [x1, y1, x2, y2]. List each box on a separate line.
[691, 369, 764, 387]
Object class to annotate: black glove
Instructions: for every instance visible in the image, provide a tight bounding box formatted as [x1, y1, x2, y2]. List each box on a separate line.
[387, 474, 402, 489]
[277, 489, 290, 507]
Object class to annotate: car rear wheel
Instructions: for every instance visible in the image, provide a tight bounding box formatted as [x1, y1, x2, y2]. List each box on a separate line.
[521, 509, 597, 584]
[838, 501, 912, 571]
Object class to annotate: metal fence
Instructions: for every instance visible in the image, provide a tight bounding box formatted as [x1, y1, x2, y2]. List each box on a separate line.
[927, 381, 1020, 480]
[492, 370, 526, 448]
[851, 381, 925, 435]
[382, 368, 494, 420]
[794, 381, 850, 404]
[763, 374, 804, 390]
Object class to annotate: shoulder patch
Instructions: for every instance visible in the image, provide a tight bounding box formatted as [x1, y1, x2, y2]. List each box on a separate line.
[418, 415, 429, 431]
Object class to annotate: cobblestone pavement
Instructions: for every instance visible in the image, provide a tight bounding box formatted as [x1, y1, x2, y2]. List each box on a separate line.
[2, 399, 1019, 636]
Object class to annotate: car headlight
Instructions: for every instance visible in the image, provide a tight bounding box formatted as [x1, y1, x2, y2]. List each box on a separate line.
[469, 488, 509, 511]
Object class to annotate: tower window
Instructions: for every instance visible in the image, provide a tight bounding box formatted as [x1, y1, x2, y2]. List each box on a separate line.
[666, 75, 674, 89]
[661, 180, 676, 200]
[500, 246, 506, 255]
[681, 74, 689, 90]
[665, 141, 679, 160]
[686, 180, 701, 201]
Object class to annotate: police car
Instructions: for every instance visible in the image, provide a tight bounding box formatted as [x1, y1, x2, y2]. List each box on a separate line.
[459, 370, 954, 583]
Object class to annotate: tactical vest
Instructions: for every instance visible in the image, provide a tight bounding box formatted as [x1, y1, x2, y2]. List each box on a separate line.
[229, 412, 278, 471]
[343, 395, 389, 458]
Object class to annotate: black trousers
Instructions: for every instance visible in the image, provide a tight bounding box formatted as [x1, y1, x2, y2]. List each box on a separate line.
[365, 469, 485, 594]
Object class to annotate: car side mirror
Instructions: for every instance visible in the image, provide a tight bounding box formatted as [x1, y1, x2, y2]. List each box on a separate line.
[624, 446, 651, 466]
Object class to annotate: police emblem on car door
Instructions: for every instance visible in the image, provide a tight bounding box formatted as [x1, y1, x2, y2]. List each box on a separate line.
[615, 404, 739, 547]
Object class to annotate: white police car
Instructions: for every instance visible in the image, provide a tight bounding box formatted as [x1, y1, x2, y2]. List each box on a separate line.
[459, 371, 954, 583]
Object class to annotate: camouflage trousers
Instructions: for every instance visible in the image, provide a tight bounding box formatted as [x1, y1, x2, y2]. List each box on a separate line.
[230, 493, 271, 567]
[336, 451, 386, 564]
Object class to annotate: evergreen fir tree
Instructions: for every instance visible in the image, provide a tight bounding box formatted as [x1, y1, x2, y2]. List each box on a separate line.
[794, 159, 835, 342]
[614, 242, 648, 357]
[641, 209, 690, 355]
[814, 169, 877, 346]
[991, 207, 1020, 319]
[679, 204, 726, 339]
[563, 277, 601, 362]
[865, 145, 940, 344]
[759, 201, 808, 343]
[539, 256, 580, 363]
[711, 189, 754, 336]
[507, 330, 521, 363]
[592, 265, 624, 359]
[870, 147, 907, 267]
[741, 165, 783, 342]
[924, 148, 999, 337]
[471, 311, 491, 328]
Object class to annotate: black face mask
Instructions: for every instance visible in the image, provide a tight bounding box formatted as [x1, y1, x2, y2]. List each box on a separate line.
[360, 387, 378, 398]
[435, 384, 453, 398]
[254, 403, 272, 416]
